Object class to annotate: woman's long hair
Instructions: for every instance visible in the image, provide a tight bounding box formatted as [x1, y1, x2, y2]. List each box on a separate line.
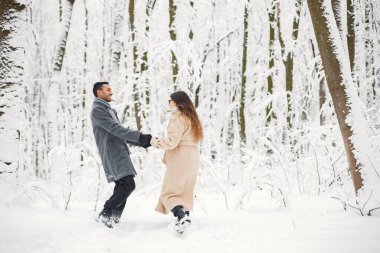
[170, 91, 203, 142]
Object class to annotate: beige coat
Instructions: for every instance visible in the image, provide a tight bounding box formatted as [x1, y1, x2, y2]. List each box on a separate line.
[150, 111, 200, 214]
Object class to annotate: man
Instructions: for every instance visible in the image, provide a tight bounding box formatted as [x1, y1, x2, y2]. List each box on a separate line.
[90, 81, 151, 228]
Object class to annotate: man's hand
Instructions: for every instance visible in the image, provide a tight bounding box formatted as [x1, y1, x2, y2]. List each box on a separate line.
[139, 134, 152, 148]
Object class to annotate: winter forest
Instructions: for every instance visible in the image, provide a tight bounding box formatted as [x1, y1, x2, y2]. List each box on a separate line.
[1, 0, 380, 252]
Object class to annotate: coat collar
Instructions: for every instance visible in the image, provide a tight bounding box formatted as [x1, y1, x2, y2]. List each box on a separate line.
[94, 97, 111, 108]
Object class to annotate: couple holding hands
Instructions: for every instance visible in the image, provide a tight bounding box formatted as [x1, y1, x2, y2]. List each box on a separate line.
[90, 82, 203, 232]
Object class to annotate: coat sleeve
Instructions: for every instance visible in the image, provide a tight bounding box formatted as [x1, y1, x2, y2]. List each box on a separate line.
[151, 116, 186, 150]
[126, 140, 143, 147]
[91, 106, 141, 142]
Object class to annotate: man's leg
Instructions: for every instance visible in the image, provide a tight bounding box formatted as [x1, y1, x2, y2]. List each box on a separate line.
[112, 201, 126, 223]
[98, 175, 135, 226]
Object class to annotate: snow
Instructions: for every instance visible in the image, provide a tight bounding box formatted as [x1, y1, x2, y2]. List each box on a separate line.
[1, 180, 380, 253]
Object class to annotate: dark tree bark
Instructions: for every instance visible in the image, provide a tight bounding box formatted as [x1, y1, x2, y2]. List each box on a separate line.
[52, 0, 75, 72]
[277, 0, 301, 129]
[307, 0, 363, 193]
[331, 0, 342, 31]
[347, 0, 355, 71]
[129, 0, 142, 130]
[331, 0, 355, 73]
[141, 0, 156, 74]
[310, 38, 326, 126]
[169, 0, 179, 88]
[240, 0, 249, 143]
[266, 0, 276, 125]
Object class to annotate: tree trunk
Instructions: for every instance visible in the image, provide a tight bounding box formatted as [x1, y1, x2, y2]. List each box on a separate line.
[141, 0, 157, 108]
[266, 0, 275, 125]
[110, 1, 126, 74]
[363, 1, 375, 101]
[347, 0, 355, 71]
[129, 0, 141, 130]
[47, 0, 75, 152]
[0, 0, 25, 172]
[81, 0, 89, 166]
[331, 0, 342, 32]
[141, 0, 157, 74]
[52, 0, 75, 72]
[307, 0, 363, 193]
[187, 0, 195, 91]
[169, 0, 179, 88]
[240, 0, 249, 143]
[277, 0, 301, 129]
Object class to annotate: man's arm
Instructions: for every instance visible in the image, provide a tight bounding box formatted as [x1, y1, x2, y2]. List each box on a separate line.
[91, 106, 141, 142]
[126, 140, 142, 147]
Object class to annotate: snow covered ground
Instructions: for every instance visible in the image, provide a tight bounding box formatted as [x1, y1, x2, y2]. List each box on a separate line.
[1, 183, 380, 253]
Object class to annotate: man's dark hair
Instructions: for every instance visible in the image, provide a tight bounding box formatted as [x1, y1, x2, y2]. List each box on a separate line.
[93, 81, 109, 97]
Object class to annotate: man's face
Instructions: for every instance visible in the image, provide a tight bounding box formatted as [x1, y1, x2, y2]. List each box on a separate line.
[97, 84, 113, 102]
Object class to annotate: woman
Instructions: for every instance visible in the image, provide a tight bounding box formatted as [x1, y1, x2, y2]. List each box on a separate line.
[151, 91, 203, 231]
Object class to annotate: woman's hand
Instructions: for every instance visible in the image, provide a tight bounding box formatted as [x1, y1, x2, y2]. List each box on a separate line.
[150, 137, 160, 147]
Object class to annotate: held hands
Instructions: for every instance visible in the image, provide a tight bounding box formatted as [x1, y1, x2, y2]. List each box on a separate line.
[139, 133, 152, 148]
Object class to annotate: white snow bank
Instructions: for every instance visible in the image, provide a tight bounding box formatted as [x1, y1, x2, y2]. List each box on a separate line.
[1, 188, 379, 253]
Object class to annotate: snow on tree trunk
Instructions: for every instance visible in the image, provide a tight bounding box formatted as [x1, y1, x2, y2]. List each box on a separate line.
[128, 0, 142, 130]
[110, 0, 126, 75]
[266, 0, 276, 126]
[346, 0, 355, 71]
[307, 0, 380, 214]
[52, 0, 75, 72]
[169, 0, 179, 88]
[0, 0, 25, 173]
[48, 0, 75, 151]
[277, 0, 302, 129]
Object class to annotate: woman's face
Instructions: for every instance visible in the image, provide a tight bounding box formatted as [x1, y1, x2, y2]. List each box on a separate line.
[168, 97, 177, 111]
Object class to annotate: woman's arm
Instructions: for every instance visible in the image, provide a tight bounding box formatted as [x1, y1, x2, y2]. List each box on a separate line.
[151, 116, 187, 150]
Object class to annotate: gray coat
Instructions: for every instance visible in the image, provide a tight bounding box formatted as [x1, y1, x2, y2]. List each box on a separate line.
[91, 98, 141, 183]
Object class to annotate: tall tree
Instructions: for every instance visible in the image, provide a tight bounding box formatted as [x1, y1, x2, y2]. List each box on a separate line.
[48, 0, 75, 151]
[331, 0, 355, 73]
[140, 0, 157, 109]
[141, 0, 157, 75]
[187, 0, 196, 91]
[347, 0, 355, 71]
[240, 0, 249, 143]
[129, 0, 142, 130]
[266, 0, 276, 125]
[310, 39, 327, 126]
[110, 1, 126, 74]
[169, 0, 179, 88]
[82, 0, 89, 157]
[277, 0, 301, 129]
[307, 0, 377, 197]
[52, 0, 75, 72]
[0, 0, 25, 171]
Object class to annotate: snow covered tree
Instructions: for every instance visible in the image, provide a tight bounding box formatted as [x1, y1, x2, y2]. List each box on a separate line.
[307, 0, 380, 213]
[0, 0, 25, 173]
[266, 0, 276, 125]
[239, 0, 249, 143]
[169, 0, 179, 88]
[277, 0, 301, 129]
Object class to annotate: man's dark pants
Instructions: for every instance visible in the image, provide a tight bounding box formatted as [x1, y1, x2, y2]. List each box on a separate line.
[101, 175, 135, 220]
